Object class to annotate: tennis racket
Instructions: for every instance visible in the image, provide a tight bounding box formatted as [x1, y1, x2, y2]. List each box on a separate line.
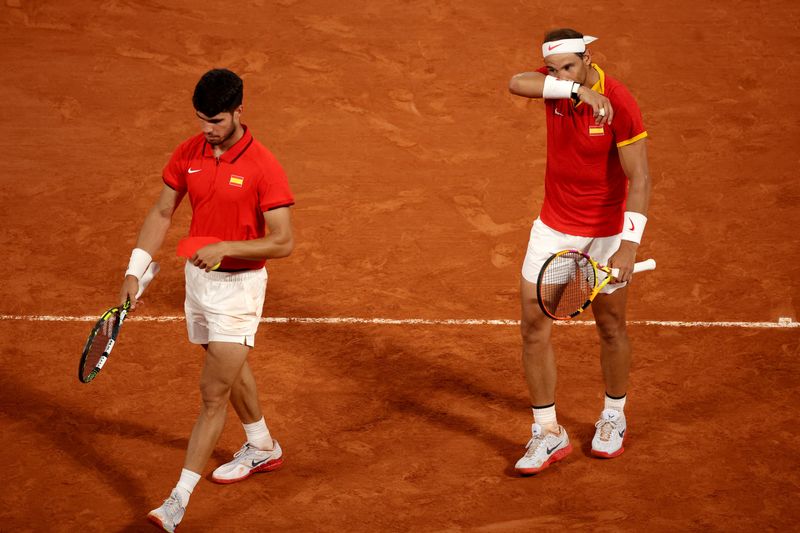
[536, 250, 656, 320]
[78, 261, 159, 383]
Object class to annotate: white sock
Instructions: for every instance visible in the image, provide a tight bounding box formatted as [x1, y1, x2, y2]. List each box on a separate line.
[174, 468, 201, 507]
[243, 417, 273, 450]
[532, 403, 558, 430]
[604, 393, 627, 413]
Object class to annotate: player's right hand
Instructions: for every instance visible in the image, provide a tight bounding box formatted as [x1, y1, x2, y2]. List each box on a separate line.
[119, 275, 141, 310]
[576, 87, 614, 125]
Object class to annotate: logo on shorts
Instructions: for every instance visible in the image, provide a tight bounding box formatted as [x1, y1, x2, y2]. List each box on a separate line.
[229, 175, 244, 187]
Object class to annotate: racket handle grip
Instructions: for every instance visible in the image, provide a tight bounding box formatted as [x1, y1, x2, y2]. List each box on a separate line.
[135, 262, 160, 299]
[609, 258, 656, 279]
[633, 258, 656, 273]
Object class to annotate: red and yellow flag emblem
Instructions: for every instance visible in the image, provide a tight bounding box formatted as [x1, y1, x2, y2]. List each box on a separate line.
[229, 175, 244, 187]
[588, 125, 605, 136]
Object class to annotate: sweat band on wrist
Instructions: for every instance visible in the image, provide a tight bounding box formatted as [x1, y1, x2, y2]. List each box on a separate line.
[125, 248, 152, 280]
[621, 211, 647, 244]
[542, 75, 574, 99]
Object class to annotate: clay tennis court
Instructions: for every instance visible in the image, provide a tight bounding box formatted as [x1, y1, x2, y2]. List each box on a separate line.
[2, 1, 799, 531]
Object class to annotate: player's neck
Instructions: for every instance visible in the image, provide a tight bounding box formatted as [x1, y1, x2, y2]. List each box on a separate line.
[212, 124, 245, 157]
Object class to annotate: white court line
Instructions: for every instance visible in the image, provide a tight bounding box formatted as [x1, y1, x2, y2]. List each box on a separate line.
[0, 314, 797, 328]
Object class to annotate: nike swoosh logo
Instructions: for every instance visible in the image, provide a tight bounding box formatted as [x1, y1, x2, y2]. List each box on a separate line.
[548, 43, 564, 51]
[628, 219, 635, 231]
[619, 429, 626, 438]
[251, 458, 270, 468]
[554, 108, 564, 117]
[546, 441, 563, 455]
[188, 168, 202, 174]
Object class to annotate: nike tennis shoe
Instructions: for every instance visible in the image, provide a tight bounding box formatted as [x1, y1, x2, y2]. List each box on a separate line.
[211, 441, 284, 484]
[147, 490, 185, 532]
[515, 423, 572, 475]
[591, 408, 627, 458]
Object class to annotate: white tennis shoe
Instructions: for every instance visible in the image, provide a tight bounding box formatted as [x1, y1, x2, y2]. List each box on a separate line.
[147, 490, 185, 532]
[591, 409, 627, 458]
[515, 423, 573, 475]
[211, 441, 284, 484]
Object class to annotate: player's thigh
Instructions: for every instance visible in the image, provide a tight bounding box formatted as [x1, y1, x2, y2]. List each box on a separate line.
[200, 342, 252, 393]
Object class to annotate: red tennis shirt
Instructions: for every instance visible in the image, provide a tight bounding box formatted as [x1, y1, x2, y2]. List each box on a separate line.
[163, 125, 295, 270]
[536, 64, 647, 237]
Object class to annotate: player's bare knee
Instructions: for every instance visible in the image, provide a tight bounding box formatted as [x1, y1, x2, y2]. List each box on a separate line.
[595, 317, 628, 345]
[521, 307, 551, 343]
[199, 380, 232, 412]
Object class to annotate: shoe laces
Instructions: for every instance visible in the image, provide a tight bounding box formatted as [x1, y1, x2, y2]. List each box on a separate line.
[524, 423, 546, 455]
[233, 443, 253, 459]
[233, 442, 270, 462]
[595, 409, 620, 441]
[162, 493, 184, 518]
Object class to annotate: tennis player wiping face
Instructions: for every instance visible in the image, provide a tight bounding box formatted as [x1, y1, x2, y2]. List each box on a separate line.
[508, 27, 652, 475]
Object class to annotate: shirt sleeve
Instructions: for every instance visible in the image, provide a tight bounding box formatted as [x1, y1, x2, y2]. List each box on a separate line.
[257, 156, 295, 212]
[609, 85, 648, 148]
[162, 143, 189, 192]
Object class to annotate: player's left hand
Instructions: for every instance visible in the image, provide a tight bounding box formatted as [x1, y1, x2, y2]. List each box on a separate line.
[607, 241, 638, 283]
[575, 87, 614, 125]
[193, 242, 228, 271]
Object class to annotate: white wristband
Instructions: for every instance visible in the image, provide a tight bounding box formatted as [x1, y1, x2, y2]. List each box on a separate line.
[621, 211, 647, 244]
[125, 248, 152, 280]
[542, 75, 574, 99]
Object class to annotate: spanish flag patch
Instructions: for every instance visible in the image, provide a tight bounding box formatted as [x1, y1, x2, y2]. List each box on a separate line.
[588, 125, 605, 136]
[229, 175, 244, 187]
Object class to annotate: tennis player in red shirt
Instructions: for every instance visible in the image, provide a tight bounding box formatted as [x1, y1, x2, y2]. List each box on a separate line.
[508, 28, 652, 474]
[118, 69, 294, 530]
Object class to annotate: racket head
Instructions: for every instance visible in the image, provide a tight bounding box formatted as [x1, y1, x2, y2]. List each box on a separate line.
[536, 250, 598, 320]
[78, 301, 129, 383]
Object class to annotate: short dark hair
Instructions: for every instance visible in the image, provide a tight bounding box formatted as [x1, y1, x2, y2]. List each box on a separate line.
[543, 28, 584, 43]
[192, 69, 243, 117]
[543, 28, 586, 58]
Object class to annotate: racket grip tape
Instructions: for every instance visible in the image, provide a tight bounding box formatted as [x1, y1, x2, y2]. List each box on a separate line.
[609, 258, 657, 279]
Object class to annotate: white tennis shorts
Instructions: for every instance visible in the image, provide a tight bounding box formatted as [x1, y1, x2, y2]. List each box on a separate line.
[521, 218, 626, 294]
[184, 262, 268, 347]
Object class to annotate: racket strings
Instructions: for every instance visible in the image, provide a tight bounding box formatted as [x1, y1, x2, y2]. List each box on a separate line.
[539, 253, 595, 318]
[80, 315, 116, 380]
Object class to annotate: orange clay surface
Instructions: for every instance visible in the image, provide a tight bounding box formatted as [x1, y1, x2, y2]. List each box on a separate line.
[1, 1, 799, 531]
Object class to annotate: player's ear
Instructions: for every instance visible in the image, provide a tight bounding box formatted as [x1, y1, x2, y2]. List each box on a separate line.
[233, 105, 243, 121]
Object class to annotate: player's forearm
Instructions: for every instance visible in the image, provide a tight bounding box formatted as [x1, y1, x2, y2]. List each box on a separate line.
[625, 173, 651, 215]
[223, 233, 294, 261]
[509, 72, 546, 98]
[619, 140, 651, 215]
[134, 205, 173, 256]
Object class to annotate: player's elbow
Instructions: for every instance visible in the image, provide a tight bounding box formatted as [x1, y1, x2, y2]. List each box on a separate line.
[274, 235, 294, 258]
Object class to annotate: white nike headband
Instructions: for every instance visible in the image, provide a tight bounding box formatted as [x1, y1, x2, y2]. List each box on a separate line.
[542, 35, 598, 57]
